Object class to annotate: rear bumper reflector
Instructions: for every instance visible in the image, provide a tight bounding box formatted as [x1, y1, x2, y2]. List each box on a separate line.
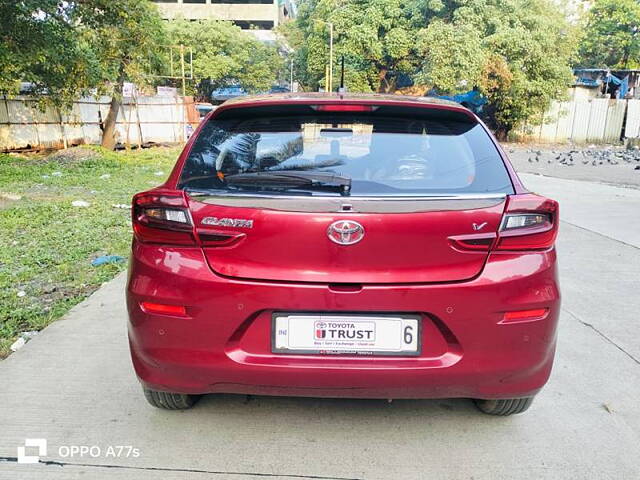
[502, 308, 549, 322]
[140, 302, 187, 317]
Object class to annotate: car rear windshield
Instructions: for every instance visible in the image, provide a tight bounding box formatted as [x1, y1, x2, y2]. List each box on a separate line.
[178, 104, 514, 196]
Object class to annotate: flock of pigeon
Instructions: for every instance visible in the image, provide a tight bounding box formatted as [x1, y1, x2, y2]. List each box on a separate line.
[521, 147, 640, 170]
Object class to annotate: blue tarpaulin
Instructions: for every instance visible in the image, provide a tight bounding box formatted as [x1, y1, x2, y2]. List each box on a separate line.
[605, 73, 622, 86]
[426, 89, 488, 114]
[576, 77, 601, 87]
[604, 73, 630, 98]
[618, 76, 629, 99]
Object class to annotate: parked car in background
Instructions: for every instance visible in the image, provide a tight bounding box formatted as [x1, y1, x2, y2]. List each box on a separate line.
[269, 85, 290, 94]
[194, 102, 215, 120]
[127, 93, 560, 416]
[211, 85, 247, 103]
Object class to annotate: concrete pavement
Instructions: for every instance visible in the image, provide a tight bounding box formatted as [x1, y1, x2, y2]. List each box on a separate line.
[1, 174, 639, 480]
[521, 173, 640, 362]
[507, 144, 640, 189]
[521, 173, 640, 248]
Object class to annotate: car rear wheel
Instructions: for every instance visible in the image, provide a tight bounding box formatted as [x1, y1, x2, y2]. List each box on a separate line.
[473, 397, 534, 416]
[143, 388, 200, 410]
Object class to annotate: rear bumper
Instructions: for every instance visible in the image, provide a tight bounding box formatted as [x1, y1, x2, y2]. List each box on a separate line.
[127, 242, 560, 400]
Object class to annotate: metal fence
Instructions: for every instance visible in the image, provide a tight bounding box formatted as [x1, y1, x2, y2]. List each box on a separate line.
[626, 100, 640, 140]
[519, 98, 640, 144]
[5, 95, 640, 150]
[0, 95, 194, 151]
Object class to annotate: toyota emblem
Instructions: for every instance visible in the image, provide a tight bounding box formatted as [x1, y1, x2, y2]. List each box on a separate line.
[327, 220, 365, 245]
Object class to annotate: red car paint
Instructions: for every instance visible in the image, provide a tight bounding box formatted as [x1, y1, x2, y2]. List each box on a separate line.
[127, 93, 560, 400]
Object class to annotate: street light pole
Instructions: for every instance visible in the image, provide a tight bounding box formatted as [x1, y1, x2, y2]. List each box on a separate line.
[179, 44, 186, 97]
[290, 58, 294, 92]
[328, 22, 334, 92]
[325, 65, 330, 92]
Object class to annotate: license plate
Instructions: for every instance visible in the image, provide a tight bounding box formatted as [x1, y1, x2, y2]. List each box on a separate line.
[272, 313, 420, 356]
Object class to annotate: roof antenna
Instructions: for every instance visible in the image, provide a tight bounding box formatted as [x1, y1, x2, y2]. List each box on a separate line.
[339, 55, 346, 96]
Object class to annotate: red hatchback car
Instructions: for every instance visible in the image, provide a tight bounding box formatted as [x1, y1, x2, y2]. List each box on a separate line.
[127, 93, 560, 415]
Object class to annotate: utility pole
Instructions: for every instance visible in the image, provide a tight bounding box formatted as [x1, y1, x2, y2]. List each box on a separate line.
[329, 23, 334, 92]
[325, 65, 330, 92]
[290, 58, 294, 92]
[180, 44, 186, 96]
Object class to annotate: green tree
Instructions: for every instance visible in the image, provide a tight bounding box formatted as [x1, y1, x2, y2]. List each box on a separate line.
[0, 1, 166, 149]
[287, 0, 417, 92]
[434, 0, 578, 138]
[164, 19, 283, 95]
[0, 1, 100, 103]
[579, 0, 640, 68]
[406, 0, 577, 138]
[72, 1, 166, 148]
[414, 20, 486, 93]
[284, 0, 578, 138]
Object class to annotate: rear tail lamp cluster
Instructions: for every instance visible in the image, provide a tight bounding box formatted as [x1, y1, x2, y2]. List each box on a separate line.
[132, 191, 244, 247]
[496, 194, 559, 251]
[132, 191, 195, 245]
[449, 194, 558, 252]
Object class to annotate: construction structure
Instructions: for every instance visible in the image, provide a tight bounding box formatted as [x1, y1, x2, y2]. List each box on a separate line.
[152, 0, 295, 42]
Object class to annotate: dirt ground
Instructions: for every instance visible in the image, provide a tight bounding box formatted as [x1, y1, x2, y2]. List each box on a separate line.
[504, 143, 640, 188]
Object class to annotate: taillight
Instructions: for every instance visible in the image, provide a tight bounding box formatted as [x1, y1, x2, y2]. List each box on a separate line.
[132, 190, 195, 245]
[501, 213, 550, 230]
[496, 194, 559, 251]
[312, 104, 377, 112]
[448, 233, 496, 252]
[142, 208, 189, 224]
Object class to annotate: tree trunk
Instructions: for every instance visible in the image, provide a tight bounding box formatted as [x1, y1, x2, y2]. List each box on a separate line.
[384, 77, 397, 94]
[622, 47, 630, 69]
[101, 94, 121, 150]
[101, 70, 126, 150]
[494, 126, 509, 141]
[376, 68, 388, 93]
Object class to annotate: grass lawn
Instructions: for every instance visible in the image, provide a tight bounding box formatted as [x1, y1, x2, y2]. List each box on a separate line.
[0, 145, 181, 358]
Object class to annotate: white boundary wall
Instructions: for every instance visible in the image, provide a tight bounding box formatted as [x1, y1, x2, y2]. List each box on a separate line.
[626, 100, 640, 139]
[0, 95, 192, 151]
[520, 98, 640, 144]
[5, 95, 640, 149]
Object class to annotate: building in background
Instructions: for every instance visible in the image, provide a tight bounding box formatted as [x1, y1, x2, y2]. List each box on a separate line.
[152, 0, 294, 42]
[573, 69, 640, 100]
[279, 0, 296, 22]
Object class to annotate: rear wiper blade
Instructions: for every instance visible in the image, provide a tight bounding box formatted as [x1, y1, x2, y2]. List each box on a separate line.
[224, 171, 352, 195]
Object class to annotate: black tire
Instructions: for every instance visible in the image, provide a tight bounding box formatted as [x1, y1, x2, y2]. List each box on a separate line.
[143, 387, 200, 410]
[473, 397, 534, 416]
